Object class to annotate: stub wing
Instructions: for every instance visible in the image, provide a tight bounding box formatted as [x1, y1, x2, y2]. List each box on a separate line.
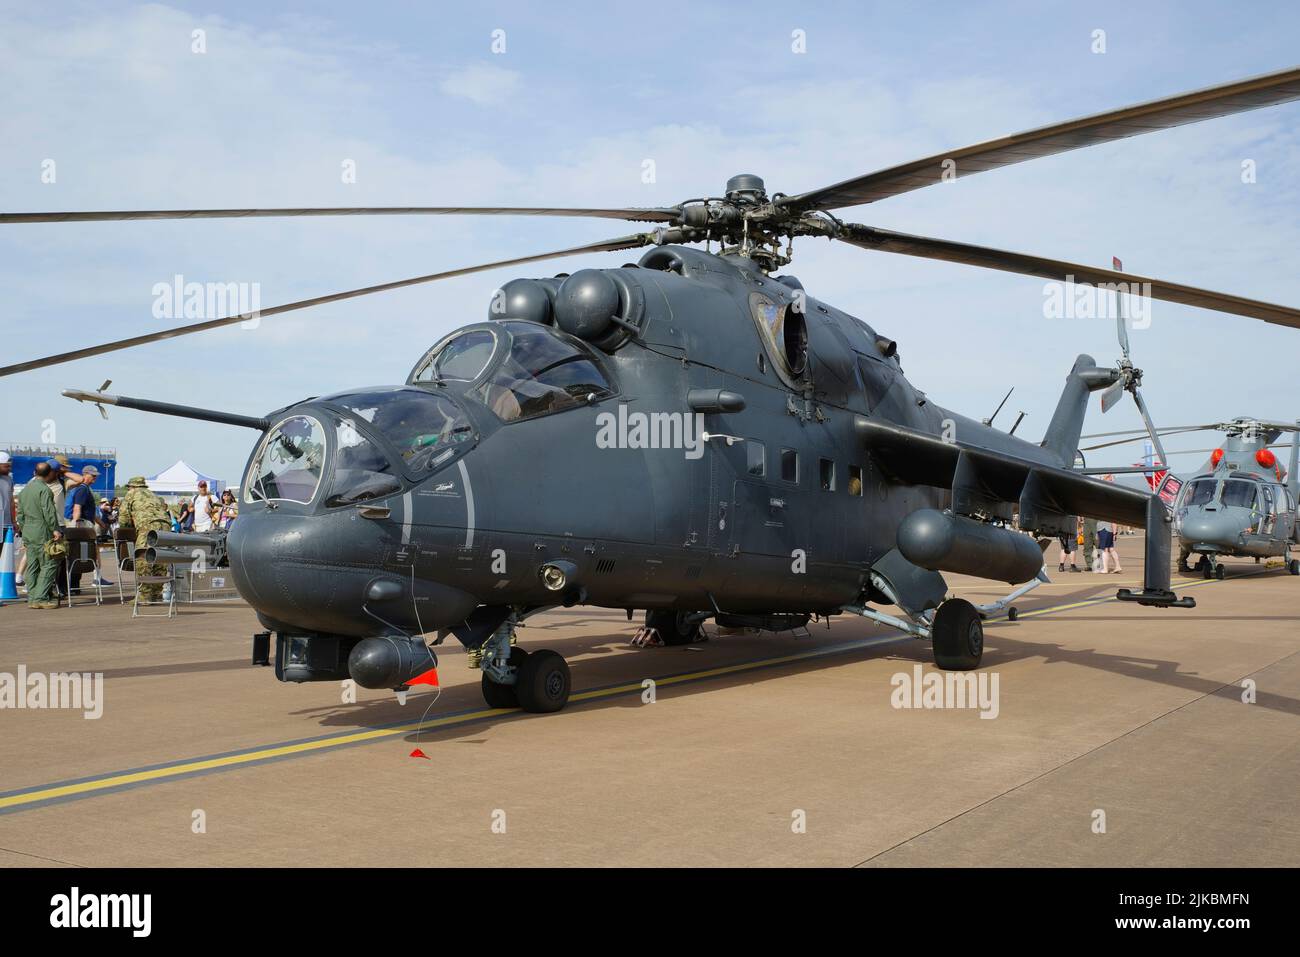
[856, 417, 1193, 607]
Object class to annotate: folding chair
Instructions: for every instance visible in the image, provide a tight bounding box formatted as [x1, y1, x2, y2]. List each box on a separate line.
[131, 554, 178, 619]
[61, 525, 103, 608]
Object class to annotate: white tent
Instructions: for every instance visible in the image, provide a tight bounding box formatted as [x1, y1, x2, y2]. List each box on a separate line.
[146, 460, 226, 497]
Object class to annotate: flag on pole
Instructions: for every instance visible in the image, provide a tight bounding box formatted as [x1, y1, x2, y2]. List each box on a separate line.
[1112, 255, 1123, 271]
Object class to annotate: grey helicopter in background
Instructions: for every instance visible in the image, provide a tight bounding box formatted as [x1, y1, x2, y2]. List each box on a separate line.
[1081, 420, 1300, 578]
[7, 66, 1300, 714]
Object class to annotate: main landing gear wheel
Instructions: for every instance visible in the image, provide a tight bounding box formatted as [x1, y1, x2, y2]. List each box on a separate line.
[1215, 565, 1225, 580]
[932, 598, 983, 671]
[481, 646, 529, 710]
[644, 609, 702, 646]
[1289, 559, 1300, 576]
[1006, 607, 1019, 622]
[514, 649, 571, 713]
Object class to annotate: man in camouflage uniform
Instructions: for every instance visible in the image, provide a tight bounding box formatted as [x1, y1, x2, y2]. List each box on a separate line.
[118, 476, 171, 602]
[15, 461, 62, 608]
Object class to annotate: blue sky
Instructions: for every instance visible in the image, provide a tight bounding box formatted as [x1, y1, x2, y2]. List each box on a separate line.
[2, 0, 1298, 482]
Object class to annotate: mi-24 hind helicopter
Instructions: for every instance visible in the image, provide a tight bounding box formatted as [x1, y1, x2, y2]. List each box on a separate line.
[9, 66, 1300, 714]
[1081, 419, 1300, 579]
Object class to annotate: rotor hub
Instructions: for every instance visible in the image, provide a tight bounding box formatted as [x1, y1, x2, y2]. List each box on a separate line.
[724, 173, 768, 204]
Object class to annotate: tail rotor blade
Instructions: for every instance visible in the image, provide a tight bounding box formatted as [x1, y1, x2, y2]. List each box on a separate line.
[1131, 388, 1169, 468]
[1100, 379, 1125, 413]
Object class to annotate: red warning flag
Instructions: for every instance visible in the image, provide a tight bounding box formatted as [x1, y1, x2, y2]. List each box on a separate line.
[410, 748, 430, 759]
[408, 667, 439, 688]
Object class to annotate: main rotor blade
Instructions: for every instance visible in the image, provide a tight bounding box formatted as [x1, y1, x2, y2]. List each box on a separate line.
[0, 232, 654, 378]
[1079, 428, 1215, 453]
[1082, 425, 1219, 440]
[835, 224, 1300, 328]
[0, 206, 681, 225]
[782, 65, 1300, 211]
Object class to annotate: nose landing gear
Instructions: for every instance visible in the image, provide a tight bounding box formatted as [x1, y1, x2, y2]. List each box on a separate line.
[513, 649, 571, 713]
[476, 614, 572, 713]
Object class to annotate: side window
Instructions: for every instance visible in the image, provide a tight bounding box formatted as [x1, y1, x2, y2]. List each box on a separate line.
[780, 448, 798, 484]
[819, 458, 835, 491]
[746, 441, 765, 477]
[413, 329, 496, 383]
[848, 464, 863, 497]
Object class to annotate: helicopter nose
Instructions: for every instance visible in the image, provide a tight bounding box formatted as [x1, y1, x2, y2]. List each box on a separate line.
[228, 508, 478, 636]
[228, 512, 371, 630]
[1181, 512, 1234, 546]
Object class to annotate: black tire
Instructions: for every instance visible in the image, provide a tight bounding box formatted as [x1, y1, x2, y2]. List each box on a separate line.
[1289, 559, 1300, 576]
[480, 646, 529, 710]
[1203, 564, 1213, 580]
[514, 649, 571, 713]
[645, 610, 702, 646]
[932, 598, 983, 671]
[1215, 565, 1225, 580]
[1007, 606, 1018, 622]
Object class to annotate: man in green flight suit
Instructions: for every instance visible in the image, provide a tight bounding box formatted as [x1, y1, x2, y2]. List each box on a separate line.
[15, 461, 62, 609]
[1082, 516, 1098, 572]
[118, 475, 172, 602]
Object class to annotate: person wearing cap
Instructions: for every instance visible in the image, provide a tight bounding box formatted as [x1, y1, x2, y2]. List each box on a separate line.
[44, 458, 67, 522]
[191, 480, 217, 533]
[0, 451, 13, 541]
[64, 467, 103, 595]
[15, 461, 61, 609]
[117, 476, 171, 603]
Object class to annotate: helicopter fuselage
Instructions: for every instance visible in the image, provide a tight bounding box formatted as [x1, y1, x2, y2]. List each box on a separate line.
[1173, 435, 1300, 566]
[227, 244, 1065, 669]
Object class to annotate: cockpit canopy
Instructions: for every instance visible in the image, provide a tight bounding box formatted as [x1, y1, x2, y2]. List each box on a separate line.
[410, 320, 616, 422]
[244, 388, 475, 508]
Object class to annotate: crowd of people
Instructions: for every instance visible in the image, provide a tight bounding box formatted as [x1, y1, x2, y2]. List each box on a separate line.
[0, 453, 236, 609]
[1056, 516, 1131, 574]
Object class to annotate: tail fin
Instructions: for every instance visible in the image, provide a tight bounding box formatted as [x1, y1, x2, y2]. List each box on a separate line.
[1041, 354, 1121, 468]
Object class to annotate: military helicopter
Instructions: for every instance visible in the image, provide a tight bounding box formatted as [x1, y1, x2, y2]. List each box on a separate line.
[1081, 420, 1300, 578]
[7, 66, 1300, 714]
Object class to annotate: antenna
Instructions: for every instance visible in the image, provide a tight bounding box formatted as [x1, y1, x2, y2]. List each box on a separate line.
[983, 387, 1014, 427]
[1009, 411, 1027, 436]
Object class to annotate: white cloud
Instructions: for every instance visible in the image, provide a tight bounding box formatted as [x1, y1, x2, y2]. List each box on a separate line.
[437, 63, 520, 105]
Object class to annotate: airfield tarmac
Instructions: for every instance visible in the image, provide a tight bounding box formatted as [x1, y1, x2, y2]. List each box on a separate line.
[0, 534, 1297, 868]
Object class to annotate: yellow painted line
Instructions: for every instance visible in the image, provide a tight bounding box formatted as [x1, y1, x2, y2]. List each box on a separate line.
[0, 572, 1248, 814]
[1014, 569, 1263, 620]
[0, 636, 904, 814]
